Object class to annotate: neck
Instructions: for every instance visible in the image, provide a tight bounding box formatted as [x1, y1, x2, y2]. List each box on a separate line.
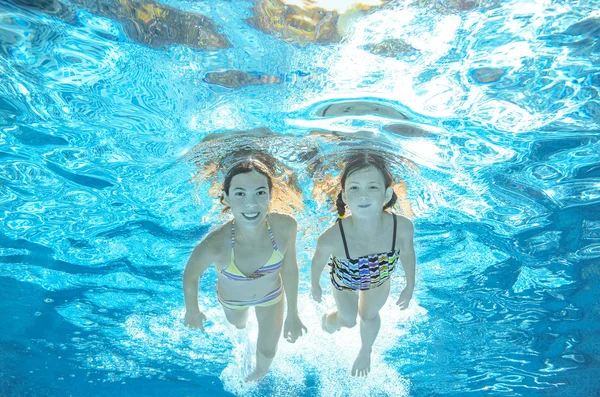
[233, 218, 268, 242]
[347, 211, 386, 236]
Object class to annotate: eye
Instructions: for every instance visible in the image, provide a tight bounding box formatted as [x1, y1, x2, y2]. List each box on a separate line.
[234, 192, 245, 197]
[369, 186, 379, 190]
[349, 186, 358, 190]
[257, 190, 267, 196]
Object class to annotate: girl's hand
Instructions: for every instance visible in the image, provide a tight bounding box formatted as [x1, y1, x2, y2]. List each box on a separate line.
[184, 311, 207, 330]
[310, 284, 322, 303]
[396, 286, 413, 310]
[284, 314, 308, 343]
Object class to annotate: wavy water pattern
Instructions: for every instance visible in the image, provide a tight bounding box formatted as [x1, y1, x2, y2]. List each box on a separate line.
[1, 0, 599, 396]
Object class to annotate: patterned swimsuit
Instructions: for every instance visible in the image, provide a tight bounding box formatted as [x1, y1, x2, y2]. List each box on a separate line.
[329, 214, 399, 291]
[217, 220, 284, 310]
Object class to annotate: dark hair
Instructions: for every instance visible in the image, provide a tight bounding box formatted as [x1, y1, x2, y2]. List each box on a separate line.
[335, 151, 398, 217]
[220, 159, 274, 212]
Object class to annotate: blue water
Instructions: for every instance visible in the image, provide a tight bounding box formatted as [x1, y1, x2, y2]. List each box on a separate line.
[1, 0, 599, 396]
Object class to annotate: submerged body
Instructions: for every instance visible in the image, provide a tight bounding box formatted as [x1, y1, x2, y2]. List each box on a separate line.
[183, 165, 306, 382]
[311, 155, 416, 377]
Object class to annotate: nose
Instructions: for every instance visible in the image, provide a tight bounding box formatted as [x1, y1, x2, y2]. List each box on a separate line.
[244, 196, 258, 208]
[357, 194, 369, 203]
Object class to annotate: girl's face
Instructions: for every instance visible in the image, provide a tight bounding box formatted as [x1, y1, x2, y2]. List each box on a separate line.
[224, 171, 271, 226]
[342, 165, 393, 217]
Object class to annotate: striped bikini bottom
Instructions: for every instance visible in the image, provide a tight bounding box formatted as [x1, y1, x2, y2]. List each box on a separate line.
[217, 283, 284, 311]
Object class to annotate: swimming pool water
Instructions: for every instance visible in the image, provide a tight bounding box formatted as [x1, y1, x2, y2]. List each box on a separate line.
[1, 0, 599, 396]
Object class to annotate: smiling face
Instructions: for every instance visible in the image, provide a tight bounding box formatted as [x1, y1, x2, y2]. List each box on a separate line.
[342, 165, 393, 217]
[223, 171, 271, 226]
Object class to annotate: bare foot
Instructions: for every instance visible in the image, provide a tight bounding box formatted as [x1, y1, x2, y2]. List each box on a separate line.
[321, 313, 341, 334]
[244, 366, 269, 382]
[351, 348, 371, 377]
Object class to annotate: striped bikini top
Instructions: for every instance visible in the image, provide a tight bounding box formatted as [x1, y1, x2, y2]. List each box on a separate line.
[220, 220, 284, 281]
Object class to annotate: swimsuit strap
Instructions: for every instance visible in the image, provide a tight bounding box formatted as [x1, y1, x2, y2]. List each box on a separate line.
[391, 213, 397, 252]
[231, 220, 236, 248]
[266, 220, 278, 251]
[337, 218, 351, 259]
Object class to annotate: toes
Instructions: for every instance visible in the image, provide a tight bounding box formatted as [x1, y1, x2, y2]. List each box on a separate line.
[351, 366, 370, 377]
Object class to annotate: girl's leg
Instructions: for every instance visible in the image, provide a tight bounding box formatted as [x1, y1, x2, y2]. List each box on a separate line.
[353, 279, 391, 376]
[245, 297, 284, 382]
[322, 287, 359, 333]
[222, 306, 250, 329]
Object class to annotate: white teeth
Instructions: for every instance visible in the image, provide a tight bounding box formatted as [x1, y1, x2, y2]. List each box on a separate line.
[244, 212, 259, 218]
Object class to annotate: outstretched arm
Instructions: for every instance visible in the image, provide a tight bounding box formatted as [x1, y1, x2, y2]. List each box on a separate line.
[310, 234, 332, 303]
[281, 217, 307, 342]
[396, 219, 416, 310]
[183, 236, 215, 330]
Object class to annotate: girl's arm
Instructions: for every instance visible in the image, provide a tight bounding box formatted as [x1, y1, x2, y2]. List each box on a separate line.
[310, 232, 333, 302]
[396, 218, 415, 309]
[281, 216, 300, 315]
[280, 215, 307, 342]
[183, 234, 216, 329]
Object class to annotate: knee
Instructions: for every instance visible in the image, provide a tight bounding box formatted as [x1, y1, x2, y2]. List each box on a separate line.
[258, 345, 278, 359]
[359, 311, 380, 323]
[226, 319, 246, 329]
[225, 315, 247, 329]
[338, 313, 357, 328]
[233, 322, 246, 330]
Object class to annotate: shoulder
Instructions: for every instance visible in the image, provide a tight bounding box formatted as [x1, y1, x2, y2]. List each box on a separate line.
[392, 213, 414, 238]
[268, 212, 297, 241]
[317, 220, 341, 251]
[269, 212, 297, 229]
[208, 220, 233, 240]
[198, 221, 231, 255]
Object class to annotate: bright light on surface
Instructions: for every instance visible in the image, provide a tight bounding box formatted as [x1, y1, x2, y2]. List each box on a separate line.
[282, 0, 383, 13]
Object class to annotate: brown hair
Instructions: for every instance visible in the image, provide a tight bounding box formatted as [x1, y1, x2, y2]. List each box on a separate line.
[191, 149, 303, 215]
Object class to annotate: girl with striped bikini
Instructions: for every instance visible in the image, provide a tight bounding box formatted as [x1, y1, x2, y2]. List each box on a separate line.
[310, 151, 416, 377]
[183, 157, 307, 382]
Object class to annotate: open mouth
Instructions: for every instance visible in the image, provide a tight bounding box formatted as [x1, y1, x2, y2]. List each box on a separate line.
[357, 204, 371, 208]
[242, 212, 260, 220]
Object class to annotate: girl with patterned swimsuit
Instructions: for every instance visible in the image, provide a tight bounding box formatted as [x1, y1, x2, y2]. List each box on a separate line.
[183, 158, 307, 382]
[310, 151, 416, 377]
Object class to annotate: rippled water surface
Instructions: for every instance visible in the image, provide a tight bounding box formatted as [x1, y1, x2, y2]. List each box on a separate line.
[1, 0, 599, 396]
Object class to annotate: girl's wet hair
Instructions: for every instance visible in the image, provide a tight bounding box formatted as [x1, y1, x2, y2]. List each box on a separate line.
[190, 140, 305, 215]
[336, 151, 398, 217]
[220, 157, 274, 212]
